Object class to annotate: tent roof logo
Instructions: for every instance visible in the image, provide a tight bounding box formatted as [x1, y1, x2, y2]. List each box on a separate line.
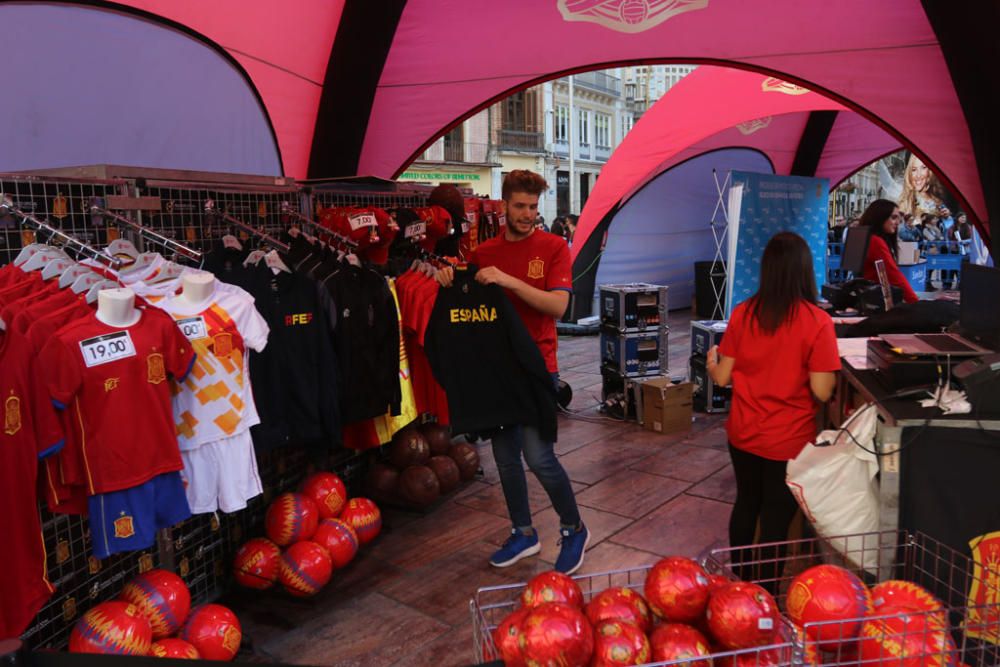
[558, 0, 709, 34]
[762, 77, 811, 96]
[737, 116, 773, 135]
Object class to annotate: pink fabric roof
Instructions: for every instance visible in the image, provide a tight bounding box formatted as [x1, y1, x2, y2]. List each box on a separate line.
[118, 1, 345, 178]
[572, 65, 904, 260]
[362, 0, 982, 223]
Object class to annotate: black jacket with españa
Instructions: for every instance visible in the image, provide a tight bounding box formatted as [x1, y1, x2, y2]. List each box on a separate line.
[424, 267, 557, 442]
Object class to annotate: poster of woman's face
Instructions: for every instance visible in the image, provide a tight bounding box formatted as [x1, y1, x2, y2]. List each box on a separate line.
[887, 151, 955, 218]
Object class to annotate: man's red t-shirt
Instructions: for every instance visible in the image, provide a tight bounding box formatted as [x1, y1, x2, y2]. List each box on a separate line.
[719, 299, 841, 461]
[471, 230, 572, 373]
[38, 307, 196, 494]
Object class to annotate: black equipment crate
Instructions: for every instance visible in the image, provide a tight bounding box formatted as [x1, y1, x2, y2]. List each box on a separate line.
[600, 326, 668, 377]
[599, 283, 668, 332]
[690, 319, 728, 356]
[690, 354, 731, 413]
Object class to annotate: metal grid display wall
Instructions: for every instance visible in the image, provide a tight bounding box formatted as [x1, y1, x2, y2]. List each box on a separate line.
[0, 174, 129, 265]
[3, 169, 422, 650]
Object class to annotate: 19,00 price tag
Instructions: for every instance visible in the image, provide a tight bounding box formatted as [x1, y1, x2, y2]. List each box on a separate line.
[177, 316, 208, 341]
[79, 331, 136, 368]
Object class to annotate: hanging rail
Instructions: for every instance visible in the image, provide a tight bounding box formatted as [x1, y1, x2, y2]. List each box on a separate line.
[279, 201, 358, 249]
[89, 197, 202, 261]
[204, 199, 289, 253]
[1, 193, 123, 269]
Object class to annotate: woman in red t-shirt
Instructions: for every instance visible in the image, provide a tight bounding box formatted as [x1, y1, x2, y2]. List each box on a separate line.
[859, 199, 919, 303]
[707, 232, 841, 586]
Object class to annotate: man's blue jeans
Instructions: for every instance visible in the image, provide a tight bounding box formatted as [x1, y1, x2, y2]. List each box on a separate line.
[490, 374, 581, 531]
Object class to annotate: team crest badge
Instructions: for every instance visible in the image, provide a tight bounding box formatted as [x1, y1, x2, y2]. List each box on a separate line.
[62, 598, 77, 622]
[88, 556, 102, 574]
[114, 513, 136, 539]
[4, 393, 21, 435]
[258, 201, 268, 219]
[147, 353, 166, 384]
[527, 258, 546, 280]
[52, 192, 69, 220]
[138, 554, 154, 573]
[737, 116, 773, 135]
[213, 333, 234, 357]
[966, 530, 1000, 643]
[762, 77, 811, 96]
[222, 626, 241, 654]
[558, 0, 708, 34]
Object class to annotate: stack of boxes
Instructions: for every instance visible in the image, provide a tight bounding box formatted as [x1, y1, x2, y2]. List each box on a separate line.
[598, 283, 669, 418]
[689, 320, 731, 413]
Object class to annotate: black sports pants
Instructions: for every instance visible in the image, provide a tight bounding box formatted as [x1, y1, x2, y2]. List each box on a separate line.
[727, 442, 800, 592]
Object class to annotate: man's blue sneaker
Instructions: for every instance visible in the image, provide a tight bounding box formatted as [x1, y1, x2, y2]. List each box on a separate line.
[489, 529, 541, 567]
[555, 524, 590, 575]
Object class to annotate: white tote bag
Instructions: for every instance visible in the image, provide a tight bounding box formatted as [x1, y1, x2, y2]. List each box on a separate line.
[786, 403, 880, 573]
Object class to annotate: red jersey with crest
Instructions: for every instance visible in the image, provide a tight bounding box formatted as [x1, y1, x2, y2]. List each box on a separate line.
[0, 301, 65, 637]
[471, 230, 572, 372]
[38, 307, 196, 494]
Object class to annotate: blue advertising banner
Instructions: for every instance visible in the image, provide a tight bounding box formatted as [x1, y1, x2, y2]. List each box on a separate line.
[726, 171, 829, 315]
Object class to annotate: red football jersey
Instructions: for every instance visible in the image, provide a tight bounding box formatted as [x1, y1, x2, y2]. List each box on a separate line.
[38, 306, 196, 494]
[719, 300, 841, 460]
[0, 314, 64, 637]
[471, 230, 572, 373]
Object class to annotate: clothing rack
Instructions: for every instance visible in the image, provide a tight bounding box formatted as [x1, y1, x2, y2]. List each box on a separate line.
[0, 193, 123, 269]
[89, 199, 203, 262]
[279, 201, 358, 249]
[204, 199, 290, 253]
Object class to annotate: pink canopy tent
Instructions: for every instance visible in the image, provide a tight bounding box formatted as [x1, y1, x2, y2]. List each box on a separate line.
[0, 1, 994, 246]
[570, 65, 904, 263]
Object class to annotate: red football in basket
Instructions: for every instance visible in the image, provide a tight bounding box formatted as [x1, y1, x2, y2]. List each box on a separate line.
[707, 582, 780, 649]
[492, 607, 530, 667]
[859, 604, 957, 667]
[644, 556, 712, 623]
[181, 604, 242, 662]
[521, 571, 584, 609]
[279, 541, 333, 597]
[232, 537, 281, 590]
[119, 568, 191, 639]
[871, 580, 947, 624]
[786, 564, 872, 644]
[339, 497, 382, 545]
[584, 586, 653, 633]
[69, 601, 152, 655]
[150, 638, 200, 659]
[592, 619, 651, 667]
[300, 471, 348, 519]
[519, 603, 594, 667]
[649, 623, 712, 667]
[265, 492, 320, 546]
[312, 518, 359, 569]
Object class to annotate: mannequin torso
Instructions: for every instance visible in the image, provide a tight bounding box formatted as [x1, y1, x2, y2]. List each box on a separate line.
[96, 287, 141, 327]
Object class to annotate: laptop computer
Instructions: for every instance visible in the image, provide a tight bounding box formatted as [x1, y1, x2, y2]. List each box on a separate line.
[880, 263, 999, 356]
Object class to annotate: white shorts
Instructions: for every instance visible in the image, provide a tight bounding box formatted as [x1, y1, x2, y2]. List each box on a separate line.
[180, 430, 263, 514]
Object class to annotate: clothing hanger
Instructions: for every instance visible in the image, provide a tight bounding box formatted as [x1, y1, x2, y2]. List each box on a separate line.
[21, 247, 68, 272]
[41, 257, 76, 281]
[59, 264, 93, 289]
[119, 251, 161, 275]
[264, 249, 292, 274]
[146, 261, 185, 284]
[222, 234, 243, 250]
[105, 238, 140, 261]
[70, 272, 105, 295]
[13, 243, 46, 266]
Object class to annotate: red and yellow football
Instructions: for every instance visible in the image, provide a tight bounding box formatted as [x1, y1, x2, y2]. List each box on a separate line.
[300, 471, 348, 519]
[180, 604, 242, 662]
[339, 497, 382, 545]
[311, 518, 359, 569]
[118, 569, 191, 639]
[232, 537, 282, 590]
[520, 571, 584, 609]
[649, 623, 712, 667]
[786, 564, 872, 644]
[150, 638, 200, 659]
[69, 601, 153, 655]
[279, 541, 333, 597]
[585, 586, 652, 633]
[492, 607, 530, 667]
[870, 580, 946, 624]
[859, 604, 957, 667]
[706, 582, 780, 649]
[644, 556, 712, 623]
[265, 492, 320, 546]
[519, 603, 594, 667]
[592, 619, 651, 667]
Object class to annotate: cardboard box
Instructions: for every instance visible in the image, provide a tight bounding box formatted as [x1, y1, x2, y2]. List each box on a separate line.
[641, 379, 694, 434]
[897, 241, 921, 266]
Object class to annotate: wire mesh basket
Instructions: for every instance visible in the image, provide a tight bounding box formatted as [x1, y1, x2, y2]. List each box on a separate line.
[471, 562, 800, 666]
[706, 530, 1000, 667]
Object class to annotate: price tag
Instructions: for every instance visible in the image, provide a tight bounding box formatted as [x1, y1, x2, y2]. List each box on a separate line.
[79, 331, 136, 368]
[348, 213, 378, 231]
[405, 221, 427, 239]
[177, 316, 208, 341]
[461, 221, 470, 233]
[758, 617, 774, 630]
